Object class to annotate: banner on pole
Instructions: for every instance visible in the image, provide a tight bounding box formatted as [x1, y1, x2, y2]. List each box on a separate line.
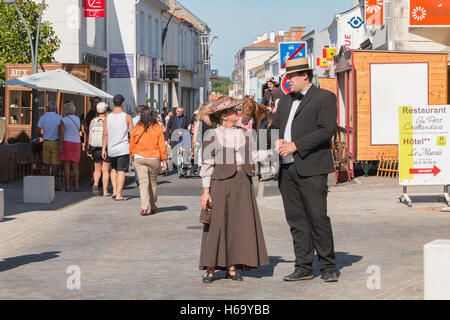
[365, 0, 384, 26]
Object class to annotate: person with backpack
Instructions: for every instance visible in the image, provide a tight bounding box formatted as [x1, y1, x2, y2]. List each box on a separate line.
[87, 102, 111, 196]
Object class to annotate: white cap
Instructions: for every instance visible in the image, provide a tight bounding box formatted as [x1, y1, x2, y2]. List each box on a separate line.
[96, 102, 108, 114]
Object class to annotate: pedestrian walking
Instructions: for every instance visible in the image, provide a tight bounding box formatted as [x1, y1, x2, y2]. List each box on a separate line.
[87, 102, 111, 196]
[166, 107, 189, 148]
[102, 94, 133, 201]
[271, 58, 338, 282]
[199, 97, 270, 283]
[36, 101, 62, 190]
[58, 101, 82, 192]
[132, 105, 145, 186]
[130, 107, 167, 216]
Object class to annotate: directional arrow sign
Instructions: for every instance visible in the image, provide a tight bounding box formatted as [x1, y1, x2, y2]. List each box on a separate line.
[409, 165, 441, 177]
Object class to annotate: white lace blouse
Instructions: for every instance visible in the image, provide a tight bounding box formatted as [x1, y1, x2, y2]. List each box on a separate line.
[199, 126, 271, 188]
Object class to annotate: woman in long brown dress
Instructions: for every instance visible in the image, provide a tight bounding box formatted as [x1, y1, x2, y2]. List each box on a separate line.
[199, 97, 270, 283]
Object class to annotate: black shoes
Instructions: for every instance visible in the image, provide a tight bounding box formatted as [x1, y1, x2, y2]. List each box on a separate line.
[226, 270, 243, 281]
[283, 269, 313, 281]
[322, 270, 338, 282]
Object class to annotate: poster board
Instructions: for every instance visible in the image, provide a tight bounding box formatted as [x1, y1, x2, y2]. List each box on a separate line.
[398, 105, 450, 186]
[370, 63, 428, 145]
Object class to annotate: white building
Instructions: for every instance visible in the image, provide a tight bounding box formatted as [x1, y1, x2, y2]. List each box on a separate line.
[363, 0, 450, 53]
[40, 0, 210, 118]
[107, 0, 169, 114]
[162, 0, 211, 119]
[302, 2, 366, 78]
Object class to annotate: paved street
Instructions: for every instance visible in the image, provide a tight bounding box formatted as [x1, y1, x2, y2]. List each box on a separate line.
[1, 173, 450, 299]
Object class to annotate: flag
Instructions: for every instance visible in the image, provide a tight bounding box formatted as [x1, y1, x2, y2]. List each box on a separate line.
[317, 57, 329, 69]
[322, 48, 337, 62]
[365, 0, 384, 26]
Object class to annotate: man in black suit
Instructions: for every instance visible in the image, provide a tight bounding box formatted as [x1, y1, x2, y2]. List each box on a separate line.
[271, 58, 338, 282]
[166, 107, 189, 174]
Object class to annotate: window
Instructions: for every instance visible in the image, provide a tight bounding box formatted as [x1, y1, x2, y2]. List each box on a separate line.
[154, 19, 159, 57]
[148, 15, 152, 56]
[8, 90, 31, 125]
[139, 11, 145, 54]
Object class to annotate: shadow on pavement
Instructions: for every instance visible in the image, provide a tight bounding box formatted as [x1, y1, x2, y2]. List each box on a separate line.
[312, 251, 363, 277]
[239, 256, 295, 279]
[0, 251, 61, 273]
[156, 206, 189, 213]
[2, 182, 93, 217]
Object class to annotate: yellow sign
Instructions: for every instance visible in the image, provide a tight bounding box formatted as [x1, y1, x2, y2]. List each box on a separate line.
[437, 136, 447, 146]
[323, 48, 337, 61]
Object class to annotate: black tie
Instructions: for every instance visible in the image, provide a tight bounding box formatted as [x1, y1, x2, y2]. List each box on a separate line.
[290, 92, 304, 101]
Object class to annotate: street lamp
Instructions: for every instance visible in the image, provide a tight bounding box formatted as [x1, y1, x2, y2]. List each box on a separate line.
[209, 36, 218, 60]
[3, 0, 46, 140]
[161, 7, 181, 110]
[161, 7, 181, 56]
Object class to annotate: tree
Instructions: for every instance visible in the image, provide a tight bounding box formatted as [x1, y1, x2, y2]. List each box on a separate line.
[0, 0, 60, 82]
[211, 76, 232, 95]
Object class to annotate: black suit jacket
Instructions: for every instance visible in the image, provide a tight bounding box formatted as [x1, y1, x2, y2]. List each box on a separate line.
[271, 84, 337, 178]
[166, 115, 188, 139]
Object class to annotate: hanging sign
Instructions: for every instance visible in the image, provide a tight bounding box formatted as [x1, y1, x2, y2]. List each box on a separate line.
[317, 57, 329, 69]
[398, 105, 450, 186]
[409, 0, 450, 27]
[85, 0, 105, 18]
[365, 0, 384, 26]
[322, 48, 337, 62]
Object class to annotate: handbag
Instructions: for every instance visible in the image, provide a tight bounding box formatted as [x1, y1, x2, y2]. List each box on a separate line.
[199, 208, 212, 225]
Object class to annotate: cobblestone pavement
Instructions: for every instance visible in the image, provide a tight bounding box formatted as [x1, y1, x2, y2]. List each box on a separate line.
[0, 174, 449, 299]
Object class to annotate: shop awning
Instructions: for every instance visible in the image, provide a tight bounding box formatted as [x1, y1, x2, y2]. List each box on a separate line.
[0, 69, 113, 99]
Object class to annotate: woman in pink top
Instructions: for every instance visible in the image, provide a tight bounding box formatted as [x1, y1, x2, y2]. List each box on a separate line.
[58, 102, 81, 192]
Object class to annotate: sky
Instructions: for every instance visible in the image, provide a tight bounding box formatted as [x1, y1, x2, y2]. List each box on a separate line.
[179, 0, 354, 78]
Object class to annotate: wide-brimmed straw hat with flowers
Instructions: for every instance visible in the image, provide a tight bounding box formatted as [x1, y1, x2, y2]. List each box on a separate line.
[206, 96, 241, 114]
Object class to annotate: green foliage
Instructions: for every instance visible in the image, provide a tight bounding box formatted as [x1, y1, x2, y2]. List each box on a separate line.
[0, 0, 60, 82]
[211, 76, 232, 95]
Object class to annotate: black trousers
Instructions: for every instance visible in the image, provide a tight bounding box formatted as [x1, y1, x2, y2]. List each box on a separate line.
[278, 163, 336, 273]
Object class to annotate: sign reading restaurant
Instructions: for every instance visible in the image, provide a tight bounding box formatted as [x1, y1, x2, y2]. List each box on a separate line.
[398, 105, 450, 186]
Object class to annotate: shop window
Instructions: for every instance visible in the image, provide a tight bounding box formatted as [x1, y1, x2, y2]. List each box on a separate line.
[8, 90, 31, 125]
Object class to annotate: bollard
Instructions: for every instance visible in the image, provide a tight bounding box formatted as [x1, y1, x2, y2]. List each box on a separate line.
[424, 240, 450, 300]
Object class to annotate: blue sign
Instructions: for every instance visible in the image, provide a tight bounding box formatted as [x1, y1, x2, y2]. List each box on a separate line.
[348, 16, 364, 29]
[279, 42, 307, 70]
[109, 53, 134, 78]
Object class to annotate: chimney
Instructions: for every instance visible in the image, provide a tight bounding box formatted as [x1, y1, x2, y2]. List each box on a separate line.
[262, 32, 268, 40]
[278, 30, 285, 36]
[269, 31, 275, 43]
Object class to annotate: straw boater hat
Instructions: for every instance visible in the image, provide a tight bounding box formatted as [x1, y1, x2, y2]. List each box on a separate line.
[285, 57, 313, 75]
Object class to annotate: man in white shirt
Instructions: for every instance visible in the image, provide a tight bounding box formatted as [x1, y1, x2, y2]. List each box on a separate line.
[37, 101, 62, 190]
[272, 58, 338, 283]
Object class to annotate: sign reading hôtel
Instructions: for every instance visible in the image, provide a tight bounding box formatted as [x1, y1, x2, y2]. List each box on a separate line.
[409, 0, 450, 26]
[398, 105, 450, 186]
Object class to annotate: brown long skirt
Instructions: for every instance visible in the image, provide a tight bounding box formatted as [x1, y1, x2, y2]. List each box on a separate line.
[199, 169, 270, 271]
